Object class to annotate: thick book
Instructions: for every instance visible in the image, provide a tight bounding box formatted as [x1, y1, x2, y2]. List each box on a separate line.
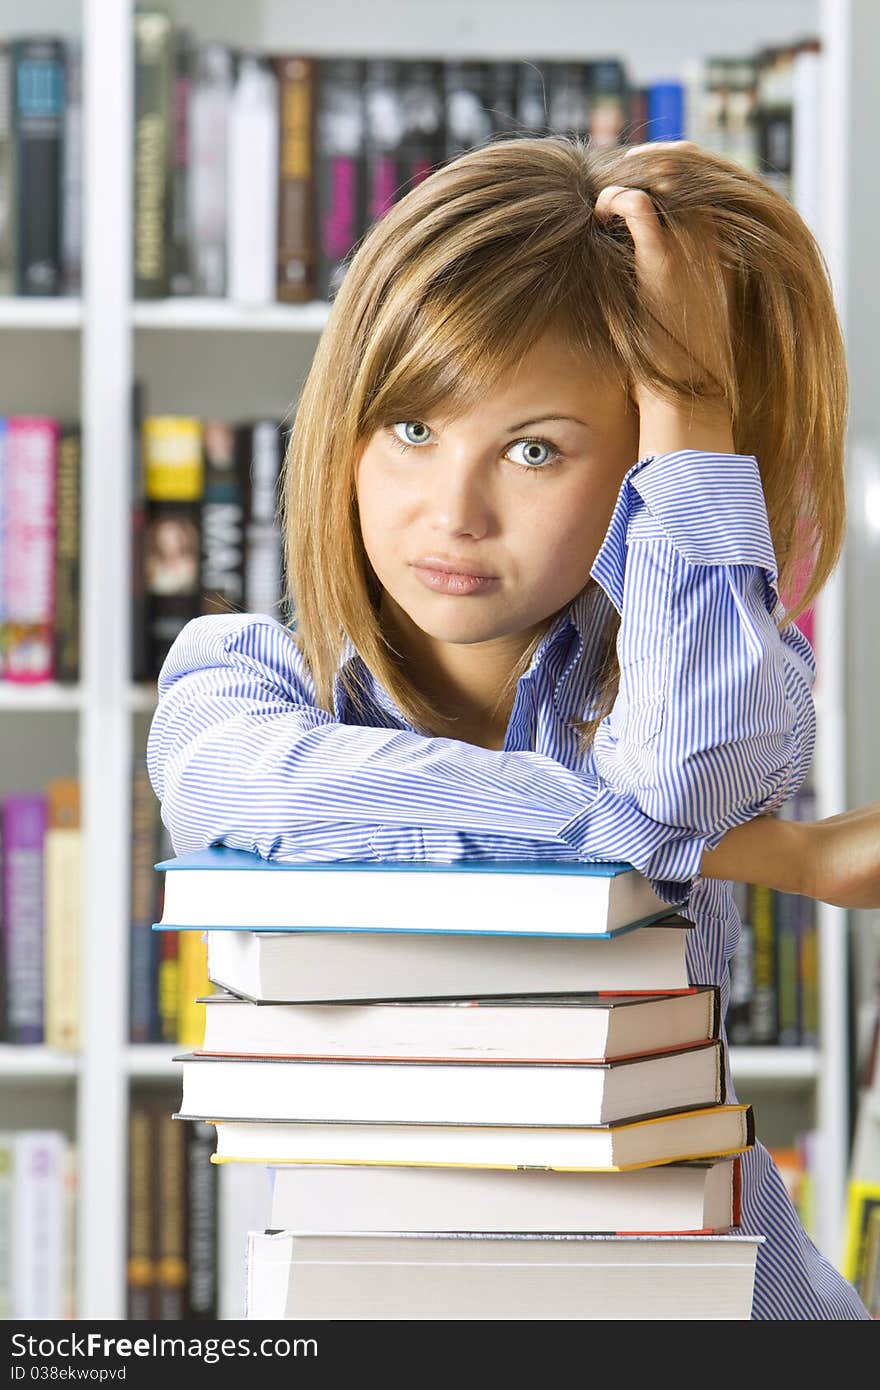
[274, 55, 317, 303]
[188, 42, 232, 298]
[314, 58, 366, 301]
[227, 55, 278, 306]
[143, 414, 203, 678]
[245, 1228, 763, 1320]
[196, 985, 720, 1063]
[266, 1156, 742, 1235]
[175, 1039, 727, 1127]
[12, 1131, 66, 1318]
[153, 845, 684, 937]
[200, 420, 246, 617]
[199, 915, 693, 1002]
[133, 9, 173, 298]
[203, 1101, 756, 1171]
[53, 422, 81, 684]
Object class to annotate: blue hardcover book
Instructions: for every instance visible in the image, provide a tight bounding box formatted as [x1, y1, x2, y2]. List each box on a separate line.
[152, 845, 683, 940]
[647, 80, 685, 141]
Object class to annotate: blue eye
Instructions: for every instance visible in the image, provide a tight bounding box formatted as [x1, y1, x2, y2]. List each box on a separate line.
[385, 422, 562, 472]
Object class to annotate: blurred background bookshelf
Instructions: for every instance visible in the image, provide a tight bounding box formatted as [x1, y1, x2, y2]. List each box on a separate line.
[1, 0, 879, 1319]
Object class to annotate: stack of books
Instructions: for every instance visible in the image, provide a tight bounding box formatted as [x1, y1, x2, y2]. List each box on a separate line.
[155, 847, 762, 1320]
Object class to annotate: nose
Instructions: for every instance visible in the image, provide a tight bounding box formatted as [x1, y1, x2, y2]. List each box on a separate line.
[426, 455, 493, 540]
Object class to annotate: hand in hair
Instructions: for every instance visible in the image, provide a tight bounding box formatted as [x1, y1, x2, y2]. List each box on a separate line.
[593, 140, 737, 458]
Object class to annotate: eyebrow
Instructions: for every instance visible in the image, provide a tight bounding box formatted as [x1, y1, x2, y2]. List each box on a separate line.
[506, 414, 591, 431]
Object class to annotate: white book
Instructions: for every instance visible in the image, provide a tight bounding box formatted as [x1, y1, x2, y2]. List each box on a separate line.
[217, 1161, 272, 1321]
[154, 845, 682, 937]
[245, 1229, 764, 1320]
[201, 916, 692, 1002]
[267, 1158, 741, 1235]
[198, 984, 719, 1061]
[12, 1131, 66, 1319]
[189, 42, 233, 297]
[208, 1101, 755, 1171]
[227, 54, 278, 305]
[176, 1040, 726, 1127]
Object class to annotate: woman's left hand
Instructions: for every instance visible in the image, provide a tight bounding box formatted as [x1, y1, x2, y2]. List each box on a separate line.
[593, 141, 737, 453]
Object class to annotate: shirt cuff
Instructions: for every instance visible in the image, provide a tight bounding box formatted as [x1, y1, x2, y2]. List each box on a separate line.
[591, 450, 781, 615]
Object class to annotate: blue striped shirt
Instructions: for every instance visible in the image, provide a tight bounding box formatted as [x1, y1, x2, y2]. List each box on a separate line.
[146, 448, 868, 1319]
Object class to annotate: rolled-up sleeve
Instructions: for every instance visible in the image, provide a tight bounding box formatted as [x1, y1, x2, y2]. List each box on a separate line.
[559, 449, 817, 900]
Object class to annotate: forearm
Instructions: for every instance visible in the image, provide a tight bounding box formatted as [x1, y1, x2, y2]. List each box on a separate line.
[699, 813, 809, 896]
[637, 396, 735, 459]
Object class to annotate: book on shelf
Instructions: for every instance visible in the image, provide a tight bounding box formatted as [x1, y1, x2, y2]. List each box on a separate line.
[843, 1178, 880, 1317]
[6, 1129, 72, 1319]
[142, 414, 204, 676]
[2, 416, 58, 682]
[195, 912, 693, 1001]
[197, 983, 721, 1062]
[245, 1228, 764, 1321]
[228, 55, 279, 307]
[43, 776, 80, 1050]
[153, 844, 685, 937]
[175, 1039, 727, 1128]
[204, 1101, 755, 1171]
[2, 791, 46, 1044]
[265, 1155, 742, 1236]
[133, 8, 174, 299]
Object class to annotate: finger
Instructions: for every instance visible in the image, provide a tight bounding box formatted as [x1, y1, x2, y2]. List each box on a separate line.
[592, 185, 669, 274]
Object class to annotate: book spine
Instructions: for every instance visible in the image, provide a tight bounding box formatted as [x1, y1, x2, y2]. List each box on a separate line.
[2, 792, 47, 1044]
[155, 824, 178, 1043]
[61, 37, 82, 295]
[587, 59, 629, 147]
[315, 58, 366, 301]
[443, 61, 492, 160]
[155, 1108, 188, 1319]
[188, 42, 232, 298]
[646, 80, 686, 140]
[274, 55, 317, 303]
[186, 1119, 218, 1318]
[775, 889, 800, 1046]
[747, 882, 778, 1044]
[12, 1131, 65, 1318]
[43, 777, 81, 1051]
[129, 764, 158, 1044]
[727, 880, 753, 1045]
[129, 380, 149, 682]
[12, 38, 65, 295]
[0, 1133, 12, 1318]
[227, 55, 279, 306]
[755, 45, 795, 202]
[363, 59, 405, 227]
[127, 1096, 157, 1319]
[397, 61, 445, 194]
[143, 415, 203, 679]
[168, 28, 195, 297]
[133, 9, 173, 299]
[200, 420, 246, 616]
[546, 61, 591, 141]
[0, 44, 15, 296]
[52, 422, 81, 683]
[243, 420, 283, 618]
[177, 930, 210, 1049]
[61, 1142, 77, 1318]
[0, 416, 6, 680]
[4, 416, 59, 682]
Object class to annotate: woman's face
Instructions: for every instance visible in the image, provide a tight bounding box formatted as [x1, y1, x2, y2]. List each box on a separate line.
[355, 331, 640, 657]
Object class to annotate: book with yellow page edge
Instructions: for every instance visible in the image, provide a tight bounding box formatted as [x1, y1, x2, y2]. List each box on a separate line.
[192, 1100, 756, 1171]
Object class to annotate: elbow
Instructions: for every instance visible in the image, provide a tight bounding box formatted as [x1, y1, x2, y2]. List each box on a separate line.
[643, 734, 800, 834]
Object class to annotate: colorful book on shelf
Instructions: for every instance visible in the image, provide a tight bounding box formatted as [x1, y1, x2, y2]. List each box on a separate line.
[201, 913, 694, 1001]
[174, 1039, 728, 1128]
[245, 1228, 764, 1321]
[266, 1155, 743, 1236]
[3, 416, 58, 682]
[153, 845, 685, 937]
[201, 1101, 755, 1172]
[43, 776, 81, 1051]
[196, 984, 721, 1063]
[2, 791, 46, 1044]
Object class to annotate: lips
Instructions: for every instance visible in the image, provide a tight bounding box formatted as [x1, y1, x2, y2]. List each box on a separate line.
[411, 557, 496, 580]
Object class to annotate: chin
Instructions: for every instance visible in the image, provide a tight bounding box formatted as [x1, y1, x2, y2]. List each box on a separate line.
[407, 607, 514, 646]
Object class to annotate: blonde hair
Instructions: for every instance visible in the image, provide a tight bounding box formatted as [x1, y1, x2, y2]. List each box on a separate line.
[280, 134, 847, 750]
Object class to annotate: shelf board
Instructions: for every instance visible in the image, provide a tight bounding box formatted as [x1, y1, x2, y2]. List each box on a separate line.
[126, 1045, 184, 1077]
[0, 681, 83, 710]
[0, 1046, 78, 1078]
[132, 299, 331, 332]
[729, 1046, 820, 1082]
[0, 296, 82, 329]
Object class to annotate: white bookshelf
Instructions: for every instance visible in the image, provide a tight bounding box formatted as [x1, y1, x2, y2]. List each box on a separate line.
[0, 0, 871, 1318]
